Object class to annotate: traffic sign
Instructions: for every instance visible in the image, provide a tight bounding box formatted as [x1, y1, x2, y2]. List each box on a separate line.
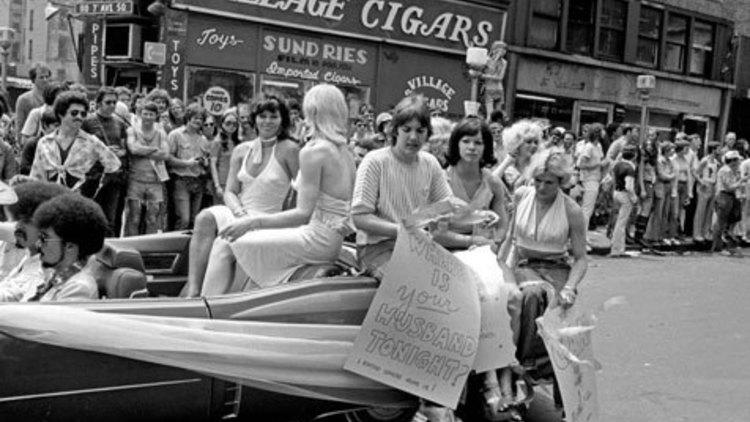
[143, 42, 167, 66]
[203, 86, 232, 116]
[75, 1, 134, 16]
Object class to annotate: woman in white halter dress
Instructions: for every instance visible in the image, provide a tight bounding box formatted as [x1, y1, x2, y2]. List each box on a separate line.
[183, 96, 299, 297]
[202, 84, 356, 294]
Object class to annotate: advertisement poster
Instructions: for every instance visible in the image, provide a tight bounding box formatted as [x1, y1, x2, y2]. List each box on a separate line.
[453, 246, 517, 372]
[537, 305, 601, 422]
[344, 226, 480, 408]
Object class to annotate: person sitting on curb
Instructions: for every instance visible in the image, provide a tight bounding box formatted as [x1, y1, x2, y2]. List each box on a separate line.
[26, 194, 109, 302]
[0, 181, 70, 301]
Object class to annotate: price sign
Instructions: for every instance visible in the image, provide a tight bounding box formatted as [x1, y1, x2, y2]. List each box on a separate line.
[203, 86, 232, 116]
[75, 1, 134, 16]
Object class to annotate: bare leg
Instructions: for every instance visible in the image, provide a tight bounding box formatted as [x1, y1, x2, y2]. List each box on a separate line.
[201, 237, 236, 296]
[184, 209, 218, 297]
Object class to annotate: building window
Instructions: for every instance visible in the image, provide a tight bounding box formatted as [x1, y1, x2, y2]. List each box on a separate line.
[27, 39, 32, 61]
[29, 10, 34, 31]
[637, 6, 662, 67]
[598, 0, 627, 60]
[566, 0, 596, 55]
[664, 14, 688, 72]
[690, 20, 714, 77]
[528, 0, 561, 50]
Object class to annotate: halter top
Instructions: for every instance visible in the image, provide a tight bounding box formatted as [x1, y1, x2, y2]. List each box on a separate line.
[514, 186, 569, 255]
[236, 142, 291, 214]
[445, 167, 494, 210]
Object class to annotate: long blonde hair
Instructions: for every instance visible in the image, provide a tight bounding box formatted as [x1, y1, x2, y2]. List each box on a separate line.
[303, 84, 348, 146]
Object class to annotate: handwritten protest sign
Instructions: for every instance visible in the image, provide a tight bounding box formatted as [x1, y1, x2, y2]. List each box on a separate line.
[344, 226, 480, 408]
[537, 305, 601, 422]
[453, 245, 517, 372]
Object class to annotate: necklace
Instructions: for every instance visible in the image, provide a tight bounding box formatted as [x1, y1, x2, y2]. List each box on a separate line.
[260, 137, 277, 148]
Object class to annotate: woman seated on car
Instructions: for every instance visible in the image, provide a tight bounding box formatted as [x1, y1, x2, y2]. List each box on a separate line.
[183, 96, 300, 297]
[201, 84, 356, 293]
[442, 117, 510, 248]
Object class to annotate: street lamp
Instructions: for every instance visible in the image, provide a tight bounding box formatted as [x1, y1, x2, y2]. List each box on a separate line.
[466, 46, 489, 117]
[636, 74, 656, 147]
[0, 27, 15, 94]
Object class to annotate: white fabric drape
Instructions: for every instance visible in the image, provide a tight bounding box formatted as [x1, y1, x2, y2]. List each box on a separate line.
[0, 305, 413, 407]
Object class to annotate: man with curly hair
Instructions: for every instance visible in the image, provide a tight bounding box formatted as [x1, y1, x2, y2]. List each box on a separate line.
[0, 181, 69, 301]
[27, 194, 108, 301]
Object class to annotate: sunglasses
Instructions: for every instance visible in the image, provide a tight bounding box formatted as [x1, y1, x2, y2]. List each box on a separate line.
[69, 110, 87, 118]
[103, 100, 117, 105]
[38, 233, 65, 246]
[204, 122, 215, 127]
[224, 121, 238, 126]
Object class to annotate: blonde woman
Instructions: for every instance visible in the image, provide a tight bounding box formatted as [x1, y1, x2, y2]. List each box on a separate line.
[203, 84, 356, 293]
[492, 119, 542, 190]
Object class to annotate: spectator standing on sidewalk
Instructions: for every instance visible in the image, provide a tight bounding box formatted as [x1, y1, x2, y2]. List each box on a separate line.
[30, 91, 121, 195]
[671, 139, 694, 240]
[712, 150, 748, 256]
[81, 87, 129, 234]
[123, 101, 170, 236]
[645, 142, 676, 245]
[576, 123, 606, 237]
[635, 129, 658, 244]
[167, 103, 211, 230]
[14, 63, 51, 145]
[692, 141, 721, 242]
[610, 145, 638, 256]
[740, 152, 750, 243]
[19, 82, 65, 146]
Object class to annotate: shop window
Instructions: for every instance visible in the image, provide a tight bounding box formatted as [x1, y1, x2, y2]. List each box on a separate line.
[260, 76, 371, 120]
[514, 93, 574, 130]
[637, 6, 662, 67]
[690, 20, 714, 77]
[528, 0, 561, 50]
[566, 0, 596, 55]
[187, 67, 255, 110]
[597, 0, 627, 60]
[664, 14, 688, 72]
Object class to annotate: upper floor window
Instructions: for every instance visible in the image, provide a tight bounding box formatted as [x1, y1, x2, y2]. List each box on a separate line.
[598, 0, 628, 60]
[664, 14, 688, 72]
[529, 0, 562, 49]
[28, 39, 33, 61]
[637, 6, 662, 67]
[566, 0, 597, 55]
[690, 20, 714, 77]
[29, 10, 34, 32]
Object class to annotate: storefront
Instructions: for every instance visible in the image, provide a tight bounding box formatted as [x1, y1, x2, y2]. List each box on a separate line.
[162, 0, 508, 119]
[513, 56, 727, 142]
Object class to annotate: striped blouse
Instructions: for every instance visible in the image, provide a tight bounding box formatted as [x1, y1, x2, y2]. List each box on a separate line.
[351, 148, 452, 245]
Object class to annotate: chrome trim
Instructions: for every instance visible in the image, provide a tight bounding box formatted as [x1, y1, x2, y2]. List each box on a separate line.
[0, 378, 203, 403]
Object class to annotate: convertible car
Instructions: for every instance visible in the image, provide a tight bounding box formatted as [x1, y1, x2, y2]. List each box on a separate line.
[0, 231, 418, 422]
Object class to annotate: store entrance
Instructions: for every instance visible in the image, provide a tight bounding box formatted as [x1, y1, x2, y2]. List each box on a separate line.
[573, 101, 613, 135]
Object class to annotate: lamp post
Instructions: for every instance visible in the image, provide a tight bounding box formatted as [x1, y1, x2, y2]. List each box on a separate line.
[0, 27, 15, 94]
[636, 75, 656, 148]
[465, 46, 489, 117]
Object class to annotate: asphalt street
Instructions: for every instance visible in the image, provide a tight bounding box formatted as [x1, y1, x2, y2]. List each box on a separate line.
[526, 249, 750, 422]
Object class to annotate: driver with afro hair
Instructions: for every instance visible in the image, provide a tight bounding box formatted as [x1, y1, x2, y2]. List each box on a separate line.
[28, 193, 109, 301]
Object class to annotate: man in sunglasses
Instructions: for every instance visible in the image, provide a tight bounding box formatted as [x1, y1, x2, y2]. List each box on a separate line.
[26, 193, 108, 302]
[29, 92, 121, 211]
[0, 181, 69, 302]
[82, 87, 129, 235]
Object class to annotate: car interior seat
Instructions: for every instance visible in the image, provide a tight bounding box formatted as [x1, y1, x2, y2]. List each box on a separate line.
[92, 243, 147, 299]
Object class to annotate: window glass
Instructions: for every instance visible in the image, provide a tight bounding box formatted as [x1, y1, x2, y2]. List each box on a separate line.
[664, 14, 688, 72]
[637, 6, 662, 67]
[529, 17, 560, 49]
[598, 0, 627, 60]
[187, 67, 255, 110]
[529, 0, 561, 50]
[690, 20, 714, 76]
[533, 0, 561, 17]
[566, 0, 596, 55]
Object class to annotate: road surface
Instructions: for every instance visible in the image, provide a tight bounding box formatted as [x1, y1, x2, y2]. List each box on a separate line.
[526, 250, 750, 422]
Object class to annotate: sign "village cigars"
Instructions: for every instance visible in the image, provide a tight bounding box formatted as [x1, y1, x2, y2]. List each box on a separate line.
[172, 0, 506, 52]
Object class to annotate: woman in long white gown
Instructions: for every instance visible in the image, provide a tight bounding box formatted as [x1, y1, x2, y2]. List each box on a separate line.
[183, 96, 299, 297]
[202, 84, 356, 294]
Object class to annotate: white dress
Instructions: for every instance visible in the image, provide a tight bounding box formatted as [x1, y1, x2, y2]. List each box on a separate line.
[230, 191, 352, 289]
[206, 141, 291, 230]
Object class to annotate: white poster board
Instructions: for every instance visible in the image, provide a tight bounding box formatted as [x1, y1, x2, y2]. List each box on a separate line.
[453, 245, 517, 372]
[344, 226, 481, 408]
[537, 305, 600, 422]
